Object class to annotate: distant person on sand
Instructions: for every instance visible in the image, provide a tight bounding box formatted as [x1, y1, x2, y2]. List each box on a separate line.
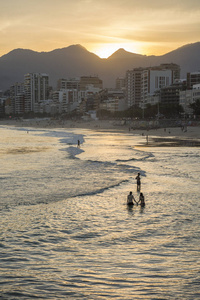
[77, 140, 80, 148]
[135, 173, 141, 191]
[127, 191, 136, 205]
[138, 192, 145, 207]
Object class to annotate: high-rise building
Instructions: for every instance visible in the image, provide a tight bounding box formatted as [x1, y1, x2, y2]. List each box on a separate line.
[79, 76, 103, 90]
[159, 63, 180, 82]
[187, 72, 200, 89]
[126, 68, 143, 107]
[115, 77, 125, 90]
[24, 73, 49, 112]
[10, 82, 25, 114]
[57, 78, 80, 90]
[160, 80, 186, 105]
[126, 64, 180, 108]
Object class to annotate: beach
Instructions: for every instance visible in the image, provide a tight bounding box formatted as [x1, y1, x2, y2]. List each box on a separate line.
[0, 122, 200, 299]
[1, 118, 200, 145]
[1, 117, 200, 137]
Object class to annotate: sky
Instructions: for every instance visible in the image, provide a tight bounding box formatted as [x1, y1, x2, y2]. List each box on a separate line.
[0, 0, 200, 58]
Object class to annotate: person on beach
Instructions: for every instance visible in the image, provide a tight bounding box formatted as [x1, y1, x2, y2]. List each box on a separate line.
[77, 139, 80, 148]
[127, 191, 136, 205]
[135, 173, 141, 191]
[138, 192, 145, 207]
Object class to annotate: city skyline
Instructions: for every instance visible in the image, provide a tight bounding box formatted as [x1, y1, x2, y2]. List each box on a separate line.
[0, 0, 200, 58]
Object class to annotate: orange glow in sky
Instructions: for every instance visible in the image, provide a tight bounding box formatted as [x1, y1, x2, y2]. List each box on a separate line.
[89, 42, 145, 58]
[0, 0, 200, 57]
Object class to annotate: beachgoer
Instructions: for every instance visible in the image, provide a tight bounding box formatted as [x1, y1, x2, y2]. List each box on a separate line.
[146, 135, 149, 144]
[77, 139, 80, 148]
[138, 192, 145, 207]
[127, 191, 136, 205]
[135, 173, 141, 191]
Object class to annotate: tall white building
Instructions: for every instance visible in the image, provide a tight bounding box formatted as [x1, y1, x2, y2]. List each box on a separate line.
[52, 89, 79, 113]
[126, 68, 143, 107]
[24, 73, 49, 112]
[126, 64, 179, 108]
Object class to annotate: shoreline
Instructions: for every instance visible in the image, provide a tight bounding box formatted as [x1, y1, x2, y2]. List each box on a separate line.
[1, 119, 200, 147]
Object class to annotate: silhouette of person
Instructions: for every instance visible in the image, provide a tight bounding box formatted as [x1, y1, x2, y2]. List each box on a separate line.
[127, 191, 136, 205]
[138, 192, 145, 207]
[135, 173, 141, 191]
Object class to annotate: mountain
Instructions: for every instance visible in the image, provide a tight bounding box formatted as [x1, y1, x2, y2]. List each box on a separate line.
[0, 42, 200, 91]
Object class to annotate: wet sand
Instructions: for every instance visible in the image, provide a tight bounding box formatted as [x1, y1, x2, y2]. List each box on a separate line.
[1, 118, 200, 147]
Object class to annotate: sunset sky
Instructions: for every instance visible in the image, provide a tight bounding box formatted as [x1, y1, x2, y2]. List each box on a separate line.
[0, 0, 200, 58]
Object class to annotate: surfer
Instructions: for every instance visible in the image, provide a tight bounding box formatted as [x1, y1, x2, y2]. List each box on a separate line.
[135, 173, 141, 191]
[138, 192, 145, 207]
[127, 191, 136, 205]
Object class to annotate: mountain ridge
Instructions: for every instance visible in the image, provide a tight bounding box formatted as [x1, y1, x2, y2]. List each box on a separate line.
[0, 42, 200, 91]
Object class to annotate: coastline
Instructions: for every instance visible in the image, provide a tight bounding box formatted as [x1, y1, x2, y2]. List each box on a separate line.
[1, 118, 200, 146]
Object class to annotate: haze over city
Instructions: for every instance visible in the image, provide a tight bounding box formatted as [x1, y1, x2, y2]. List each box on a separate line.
[0, 0, 200, 58]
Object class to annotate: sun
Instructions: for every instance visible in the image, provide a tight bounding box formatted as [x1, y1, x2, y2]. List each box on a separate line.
[94, 45, 122, 58]
[91, 43, 142, 58]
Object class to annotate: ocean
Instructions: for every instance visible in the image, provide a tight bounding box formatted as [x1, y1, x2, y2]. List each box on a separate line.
[0, 125, 199, 299]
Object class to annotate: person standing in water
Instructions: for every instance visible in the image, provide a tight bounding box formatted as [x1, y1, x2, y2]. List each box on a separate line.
[77, 140, 80, 148]
[135, 173, 141, 191]
[138, 192, 145, 207]
[127, 191, 136, 205]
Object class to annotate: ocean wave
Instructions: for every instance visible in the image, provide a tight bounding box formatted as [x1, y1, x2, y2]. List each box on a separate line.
[116, 158, 136, 162]
[87, 159, 117, 166]
[71, 179, 129, 198]
[116, 152, 155, 163]
[86, 159, 144, 175]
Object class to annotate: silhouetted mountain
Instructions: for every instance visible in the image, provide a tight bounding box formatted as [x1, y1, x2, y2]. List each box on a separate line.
[0, 42, 200, 91]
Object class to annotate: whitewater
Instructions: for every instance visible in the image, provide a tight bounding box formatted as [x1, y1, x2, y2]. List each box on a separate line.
[0, 125, 199, 299]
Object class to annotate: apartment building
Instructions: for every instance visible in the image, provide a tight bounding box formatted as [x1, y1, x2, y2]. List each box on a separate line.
[57, 78, 80, 90]
[126, 64, 180, 108]
[24, 73, 49, 112]
[10, 82, 25, 114]
[126, 68, 143, 107]
[79, 76, 103, 90]
[115, 77, 125, 90]
[187, 72, 200, 89]
[180, 83, 200, 114]
[98, 89, 126, 113]
[159, 63, 180, 82]
[52, 89, 79, 113]
[160, 80, 186, 105]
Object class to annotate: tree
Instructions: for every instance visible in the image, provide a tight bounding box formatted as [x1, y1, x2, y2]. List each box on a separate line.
[189, 99, 200, 116]
[159, 103, 183, 118]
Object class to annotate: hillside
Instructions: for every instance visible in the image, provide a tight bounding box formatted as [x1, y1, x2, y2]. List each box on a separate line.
[0, 42, 200, 91]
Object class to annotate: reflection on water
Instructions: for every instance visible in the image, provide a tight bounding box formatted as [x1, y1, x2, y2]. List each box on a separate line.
[148, 136, 200, 147]
[0, 126, 199, 299]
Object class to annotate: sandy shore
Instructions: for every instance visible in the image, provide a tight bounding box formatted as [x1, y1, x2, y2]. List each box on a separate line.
[1, 118, 200, 146]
